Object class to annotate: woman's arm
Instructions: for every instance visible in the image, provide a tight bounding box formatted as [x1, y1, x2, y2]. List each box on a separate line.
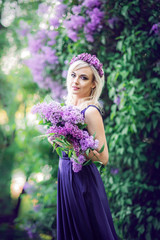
[84, 106, 109, 166]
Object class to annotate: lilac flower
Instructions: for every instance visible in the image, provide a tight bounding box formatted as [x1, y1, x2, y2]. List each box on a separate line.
[37, 3, 49, 15]
[24, 226, 34, 239]
[71, 159, 83, 172]
[47, 30, 59, 40]
[108, 17, 119, 29]
[67, 30, 79, 42]
[55, 4, 67, 18]
[86, 34, 94, 42]
[24, 223, 37, 239]
[36, 29, 48, 40]
[62, 70, 68, 78]
[17, 20, 30, 37]
[23, 182, 36, 195]
[64, 60, 69, 65]
[78, 155, 86, 164]
[111, 168, 119, 175]
[49, 17, 60, 28]
[64, 16, 85, 31]
[32, 102, 99, 172]
[150, 22, 160, 36]
[28, 35, 42, 53]
[72, 5, 82, 15]
[88, 8, 104, 29]
[82, 0, 101, 8]
[42, 46, 59, 65]
[83, 8, 104, 41]
[114, 95, 121, 106]
[47, 30, 58, 46]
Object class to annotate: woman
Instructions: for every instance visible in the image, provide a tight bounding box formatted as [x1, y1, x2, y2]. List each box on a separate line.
[55, 53, 118, 240]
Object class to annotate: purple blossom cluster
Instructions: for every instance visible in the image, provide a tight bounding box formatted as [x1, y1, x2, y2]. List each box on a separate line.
[150, 22, 160, 36]
[63, 0, 104, 42]
[18, 2, 67, 100]
[114, 95, 121, 106]
[70, 53, 104, 77]
[17, 20, 31, 37]
[108, 17, 119, 29]
[32, 102, 99, 172]
[24, 28, 66, 100]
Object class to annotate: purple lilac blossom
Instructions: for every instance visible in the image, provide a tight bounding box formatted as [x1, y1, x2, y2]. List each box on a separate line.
[82, 0, 101, 8]
[72, 5, 82, 15]
[108, 17, 119, 29]
[64, 60, 69, 65]
[64, 16, 85, 31]
[41, 46, 59, 65]
[37, 3, 49, 15]
[55, 3, 67, 18]
[150, 22, 160, 36]
[62, 70, 68, 78]
[23, 182, 36, 195]
[32, 102, 99, 172]
[83, 8, 104, 42]
[67, 30, 79, 42]
[49, 17, 60, 28]
[71, 158, 83, 172]
[28, 35, 42, 53]
[24, 226, 34, 239]
[17, 20, 30, 37]
[86, 34, 94, 42]
[111, 168, 119, 175]
[114, 95, 121, 106]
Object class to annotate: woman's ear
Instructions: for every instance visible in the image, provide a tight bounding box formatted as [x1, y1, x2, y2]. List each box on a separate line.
[92, 81, 96, 89]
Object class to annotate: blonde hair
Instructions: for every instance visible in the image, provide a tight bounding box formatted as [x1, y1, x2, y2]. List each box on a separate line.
[65, 60, 105, 110]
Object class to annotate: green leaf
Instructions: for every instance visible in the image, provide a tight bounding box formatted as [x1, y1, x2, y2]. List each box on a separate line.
[68, 150, 72, 158]
[86, 148, 90, 156]
[39, 120, 44, 125]
[56, 147, 63, 158]
[92, 132, 96, 139]
[99, 144, 105, 153]
[83, 159, 92, 166]
[43, 94, 54, 104]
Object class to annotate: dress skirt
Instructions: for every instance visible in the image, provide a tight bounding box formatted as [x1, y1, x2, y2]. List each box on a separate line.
[57, 154, 118, 240]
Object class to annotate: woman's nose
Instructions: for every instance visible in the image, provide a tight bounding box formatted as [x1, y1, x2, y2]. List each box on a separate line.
[73, 76, 79, 84]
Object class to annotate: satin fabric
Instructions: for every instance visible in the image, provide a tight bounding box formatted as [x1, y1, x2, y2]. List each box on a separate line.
[57, 105, 118, 240]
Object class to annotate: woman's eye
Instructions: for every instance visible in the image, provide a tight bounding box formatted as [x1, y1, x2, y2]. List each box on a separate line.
[81, 76, 88, 80]
[71, 73, 75, 77]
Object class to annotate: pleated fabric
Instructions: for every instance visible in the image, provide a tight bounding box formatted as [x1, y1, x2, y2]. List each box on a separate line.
[57, 105, 118, 240]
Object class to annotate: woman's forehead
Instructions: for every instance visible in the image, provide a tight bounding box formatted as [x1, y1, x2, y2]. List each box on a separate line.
[73, 66, 93, 76]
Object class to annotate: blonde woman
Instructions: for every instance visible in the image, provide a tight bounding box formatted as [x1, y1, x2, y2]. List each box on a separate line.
[56, 53, 118, 240]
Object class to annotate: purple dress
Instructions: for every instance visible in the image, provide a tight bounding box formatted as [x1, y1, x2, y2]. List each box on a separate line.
[57, 105, 118, 240]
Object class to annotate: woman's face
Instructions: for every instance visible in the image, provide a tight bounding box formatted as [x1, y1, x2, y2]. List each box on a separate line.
[67, 66, 96, 99]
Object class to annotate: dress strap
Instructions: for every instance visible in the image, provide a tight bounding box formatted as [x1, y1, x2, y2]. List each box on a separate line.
[81, 105, 101, 118]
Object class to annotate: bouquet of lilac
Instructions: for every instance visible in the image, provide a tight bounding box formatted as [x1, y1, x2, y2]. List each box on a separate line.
[32, 98, 104, 172]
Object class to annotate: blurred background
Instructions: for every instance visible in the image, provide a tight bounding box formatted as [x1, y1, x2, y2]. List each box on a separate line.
[0, 0, 160, 239]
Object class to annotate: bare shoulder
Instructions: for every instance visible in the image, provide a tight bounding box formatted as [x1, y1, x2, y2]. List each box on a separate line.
[85, 105, 102, 124]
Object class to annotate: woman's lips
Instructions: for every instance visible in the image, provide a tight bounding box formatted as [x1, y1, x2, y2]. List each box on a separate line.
[72, 86, 79, 90]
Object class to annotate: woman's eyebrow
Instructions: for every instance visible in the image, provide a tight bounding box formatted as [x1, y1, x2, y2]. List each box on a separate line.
[72, 71, 89, 78]
[80, 74, 88, 77]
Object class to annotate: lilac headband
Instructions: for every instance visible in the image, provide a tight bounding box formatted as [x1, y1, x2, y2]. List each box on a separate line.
[69, 53, 104, 78]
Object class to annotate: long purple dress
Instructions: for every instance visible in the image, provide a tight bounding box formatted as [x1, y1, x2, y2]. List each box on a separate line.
[57, 105, 118, 240]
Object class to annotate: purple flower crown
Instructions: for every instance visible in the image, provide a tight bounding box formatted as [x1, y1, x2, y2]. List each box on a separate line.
[69, 53, 104, 78]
